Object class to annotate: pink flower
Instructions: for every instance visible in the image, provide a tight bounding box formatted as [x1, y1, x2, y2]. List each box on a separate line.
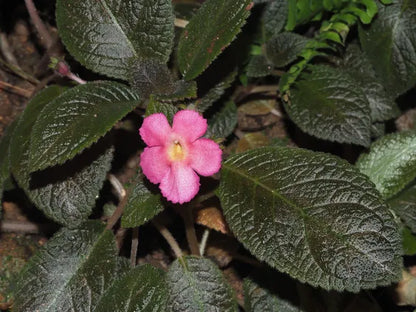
[139, 110, 222, 204]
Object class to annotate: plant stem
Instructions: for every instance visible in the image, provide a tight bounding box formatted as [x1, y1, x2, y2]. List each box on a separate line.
[183, 206, 200, 256]
[152, 219, 183, 259]
[199, 228, 210, 256]
[130, 227, 139, 266]
[0, 58, 39, 84]
[24, 0, 53, 49]
[0, 80, 32, 98]
[105, 176, 130, 231]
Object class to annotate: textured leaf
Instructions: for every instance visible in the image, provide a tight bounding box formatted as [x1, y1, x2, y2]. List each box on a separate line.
[287, 65, 371, 146]
[11, 221, 121, 312]
[56, 0, 174, 79]
[178, 0, 252, 80]
[357, 131, 416, 199]
[167, 256, 238, 311]
[389, 183, 416, 233]
[94, 264, 168, 312]
[154, 80, 198, 102]
[121, 177, 164, 228]
[244, 277, 302, 312]
[266, 32, 309, 68]
[129, 60, 175, 98]
[359, 0, 416, 97]
[10, 86, 114, 227]
[218, 147, 402, 292]
[194, 70, 237, 113]
[263, 0, 289, 40]
[145, 99, 178, 124]
[29, 81, 140, 171]
[0, 119, 19, 202]
[341, 44, 400, 122]
[246, 55, 274, 77]
[206, 101, 238, 139]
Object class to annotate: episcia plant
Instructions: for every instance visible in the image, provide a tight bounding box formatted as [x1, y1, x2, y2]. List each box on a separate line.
[0, 0, 416, 310]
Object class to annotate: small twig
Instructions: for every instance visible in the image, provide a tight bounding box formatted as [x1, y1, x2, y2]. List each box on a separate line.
[107, 174, 126, 199]
[174, 18, 189, 28]
[183, 206, 200, 256]
[152, 219, 183, 259]
[106, 184, 131, 231]
[0, 80, 32, 98]
[0, 220, 43, 234]
[130, 227, 139, 266]
[199, 228, 210, 256]
[0, 33, 19, 66]
[24, 0, 53, 49]
[193, 191, 216, 205]
[0, 58, 39, 84]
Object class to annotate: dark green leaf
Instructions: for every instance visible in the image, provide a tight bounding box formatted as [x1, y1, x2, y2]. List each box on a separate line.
[167, 256, 238, 311]
[357, 131, 416, 199]
[287, 65, 371, 146]
[154, 80, 198, 102]
[341, 44, 400, 122]
[359, 0, 416, 97]
[129, 60, 175, 98]
[402, 226, 416, 256]
[11, 221, 121, 311]
[206, 101, 237, 139]
[56, 0, 174, 79]
[11, 86, 67, 184]
[218, 147, 402, 292]
[94, 264, 168, 312]
[28, 147, 113, 227]
[121, 177, 164, 228]
[0, 119, 19, 203]
[10, 86, 114, 227]
[145, 99, 179, 124]
[263, 0, 289, 40]
[389, 183, 416, 233]
[178, 0, 252, 80]
[246, 55, 274, 77]
[194, 70, 237, 113]
[244, 277, 303, 312]
[266, 32, 309, 68]
[29, 81, 140, 171]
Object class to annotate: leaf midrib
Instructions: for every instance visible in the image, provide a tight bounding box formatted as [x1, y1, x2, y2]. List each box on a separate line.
[222, 160, 396, 277]
[44, 229, 113, 312]
[98, 0, 138, 58]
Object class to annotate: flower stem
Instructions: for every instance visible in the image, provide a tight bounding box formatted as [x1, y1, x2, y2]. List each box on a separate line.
[130, 227, 139, 266]
[183, 205, 200, 256]
[152, 219, 183, 259]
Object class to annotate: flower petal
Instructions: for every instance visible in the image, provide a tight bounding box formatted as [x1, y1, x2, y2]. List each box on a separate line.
[160, 163, 200, 204]
[172, 110, 207, 142]
[140, 146, 170, 184]
[190, 138, 222, 176]
[139, 113, 171, 147]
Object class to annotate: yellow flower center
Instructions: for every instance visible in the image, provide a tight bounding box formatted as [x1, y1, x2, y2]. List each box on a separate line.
[168, 140, 186, 161]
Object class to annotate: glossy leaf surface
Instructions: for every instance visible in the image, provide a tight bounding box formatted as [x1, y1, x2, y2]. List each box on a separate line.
[178, 0, 252, 80]
[94, 264, 168, 312]
[167, 256, 238, 311]
[287, 65, 371, 146]
[121, 177, 164, 228]
[218, 147, 401, 292]
[12, 222, 121, 311]
[357, 131, 416, 199]
[56, 0, 174, 79]
[359, 0, 416, 97]
[29, 82, 139, 171]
